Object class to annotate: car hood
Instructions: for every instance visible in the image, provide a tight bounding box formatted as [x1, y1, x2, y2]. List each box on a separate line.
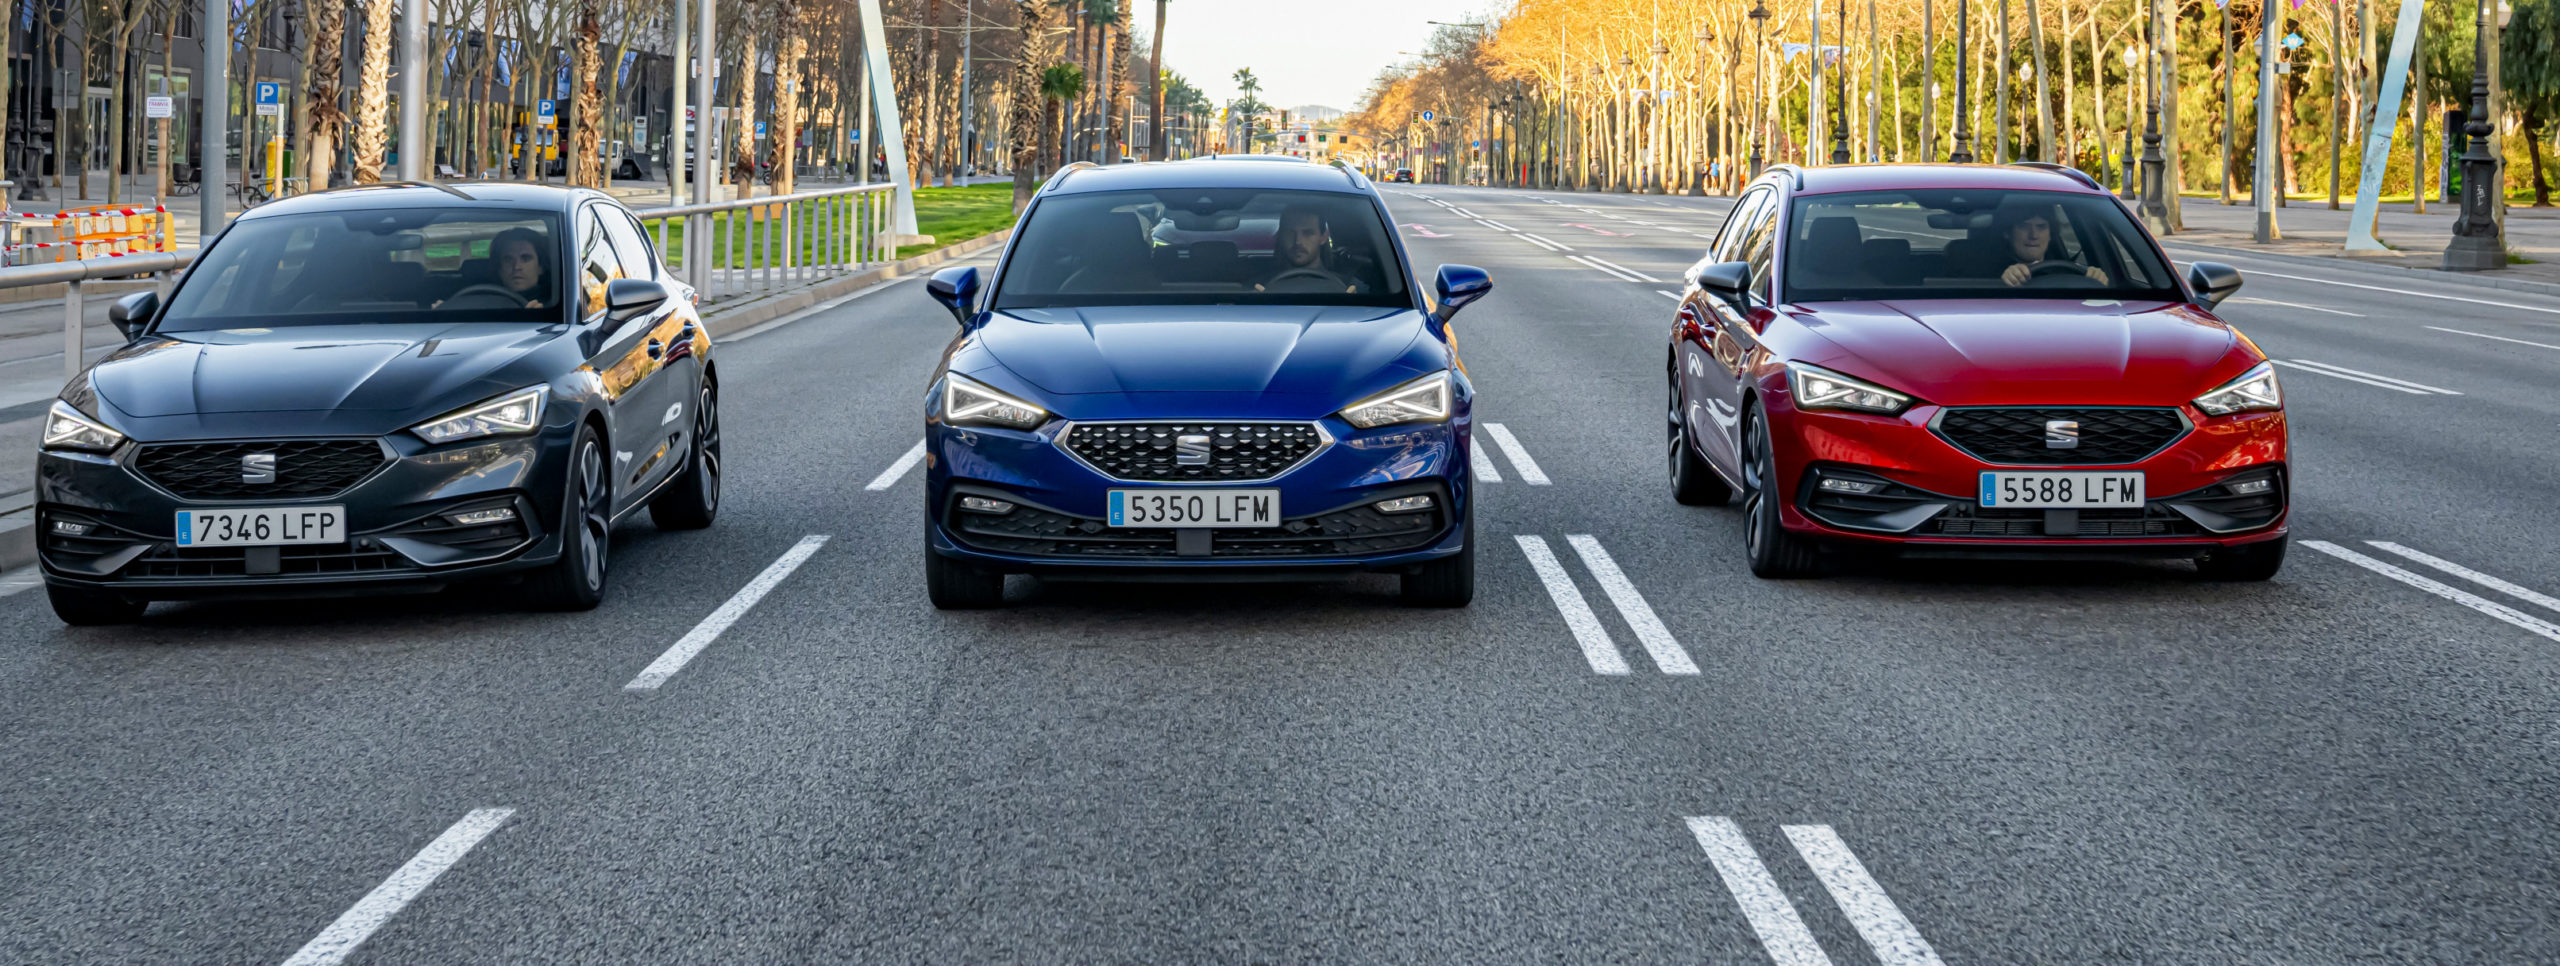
[1788, 299, 2243, 406]
[90, 322, 557, 418]
[972, 306, 1430, 398]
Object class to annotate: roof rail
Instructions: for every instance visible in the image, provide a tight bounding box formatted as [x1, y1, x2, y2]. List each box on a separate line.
[1763, 163, 1806, 190]
[2007, 161, 2104, 190]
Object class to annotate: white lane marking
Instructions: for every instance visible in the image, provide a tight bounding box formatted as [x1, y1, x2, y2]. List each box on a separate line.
[1570, 255, 1649, 283]
[1469, 442, 1505, 483]
[2208, 265, 2560, 316]
[1565, 534, 1698, 675]
[1480, 218, 1517, 231]
[1520, 232, 1574, 251]
[1516, 233, 1563, 252]
[1574, 255, 1665, 283]
[1784, 825, 1946, 966]
[2425, 325, 2560, 352]
[2229, 296, 2366, 317]
[1658, 289, 1683, 300]
[0, 567, 41, 598]
[2270, 360, 2431, 395]
[1452, 207, 1478, 217]
[1686, 816, 1835, 966]
[1480, 423, 1552, 485]
[279, 808, 515, 966]
[2365, 542, 2560, 615]
[2302, 541, 2560, 643]
[625, 535, 833, 690]
[1514, 536, 1632, 676]
[2284, 359, 2462, 395]
[1472, 220, 1501, 231]
[864, 440, 928, 491]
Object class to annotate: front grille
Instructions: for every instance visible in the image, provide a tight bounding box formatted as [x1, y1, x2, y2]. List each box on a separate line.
[133, 439, 387, 500]
[950, 496, 1444, 559]
[1061, 422, 1326, 482]
[1934, 408, 2186, 465]
[128, 543, 410, 579]
[1922, 505, 2203, 537]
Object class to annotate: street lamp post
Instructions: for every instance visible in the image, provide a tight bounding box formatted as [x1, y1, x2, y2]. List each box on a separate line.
[1693, 24, 1714, 194]
[1749, 0, 1769, 176]
[2443, 0, 2506, 270]
[1830, 0, 1851, 164]
[1948, 0, 1975, 162]
[2138, 0, 2171, 234]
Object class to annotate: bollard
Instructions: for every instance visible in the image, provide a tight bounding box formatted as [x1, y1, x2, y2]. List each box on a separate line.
[64, 278, 83, 380]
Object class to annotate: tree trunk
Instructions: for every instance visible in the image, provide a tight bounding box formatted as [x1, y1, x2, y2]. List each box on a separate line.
[1012, 0, 1043, 208]
[1107, 4, 1130, 160]
[351, 0, 397, 183]
[773, 0, 804, 195]
[570, 0, 601, 187]
[108, 33, 132, 204]
[305, 0, 347, 188]
[737, 33, 760, 190]
[2527, 113, 2551, 206]
[1147, 0, 1166, 160]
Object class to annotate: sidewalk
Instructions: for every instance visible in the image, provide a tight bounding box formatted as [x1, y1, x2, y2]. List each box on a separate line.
[2162, 195, 2560, 295]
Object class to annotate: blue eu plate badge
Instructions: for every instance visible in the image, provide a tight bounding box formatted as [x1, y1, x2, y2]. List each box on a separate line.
[1107, 491, 1125, 526]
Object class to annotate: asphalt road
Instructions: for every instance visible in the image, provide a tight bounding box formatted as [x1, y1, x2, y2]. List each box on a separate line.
[4, 182, 2558, 964]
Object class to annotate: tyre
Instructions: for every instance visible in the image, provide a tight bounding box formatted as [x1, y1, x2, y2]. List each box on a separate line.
[1401, 514, 1475, 607]
[522, 426, 611, 611]
[2195, 535, 2287, 581]
[1741, 406, 1823, 579]
[650, 385, 721, 531]
[1669, 377, 1733, 506]
[47, 584, 147, 625]
[925, 540, 1007, 609]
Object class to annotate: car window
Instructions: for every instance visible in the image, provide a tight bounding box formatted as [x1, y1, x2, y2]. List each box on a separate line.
[1780, 188, 2182, 302]
[577, 210, 625, 317]
[1737, 200, 1780, 303]
[1714, 188, 1771, 263]
[993, 188, 1411, 309]
[157, 208, 566, 330]
[599, 206, 657, 280]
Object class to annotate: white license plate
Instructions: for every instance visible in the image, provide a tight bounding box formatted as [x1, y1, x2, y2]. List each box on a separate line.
[173, 506, 347, 547]
[1107, 489, 1281, 528]
[1979, 472, 2145, 509]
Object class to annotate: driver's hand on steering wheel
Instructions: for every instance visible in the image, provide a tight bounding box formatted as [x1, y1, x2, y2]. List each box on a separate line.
[2000, 263, 2032, 286]
[2081, 266, 2109, 285]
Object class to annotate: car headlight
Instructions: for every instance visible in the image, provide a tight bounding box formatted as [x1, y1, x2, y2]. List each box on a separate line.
[1784, 362, 1914, 415]
[411, 386, 548, 444]
[1339, 371, 1453, 429]
[942, 372, 1048, 429]
[42, 400, 125, 453]
[2192, 361, 2282, 416]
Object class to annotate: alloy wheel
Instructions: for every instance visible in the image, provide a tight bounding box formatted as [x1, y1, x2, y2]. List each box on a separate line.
[696, 390, 722, 512]
[577, 441, 610, 591]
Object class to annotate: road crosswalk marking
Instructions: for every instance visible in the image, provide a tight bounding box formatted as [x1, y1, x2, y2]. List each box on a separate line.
[1479, 423, 1551, 485]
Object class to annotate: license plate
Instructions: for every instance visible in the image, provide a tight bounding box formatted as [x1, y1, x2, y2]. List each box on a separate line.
[1979, 472, 2144, 509]
[173, 506, 347, 547]
[1107, 489, 1281, 527]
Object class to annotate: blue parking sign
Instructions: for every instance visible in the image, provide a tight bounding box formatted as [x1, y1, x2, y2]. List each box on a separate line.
[535, 99, 558, 127]
[254, 81, 281, 117]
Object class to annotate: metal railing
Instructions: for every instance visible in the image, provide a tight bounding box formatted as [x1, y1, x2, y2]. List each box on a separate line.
[0, 250, 193, 379]
[632, 182, 900, 306]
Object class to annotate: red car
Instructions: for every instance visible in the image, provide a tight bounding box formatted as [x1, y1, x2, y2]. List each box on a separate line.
[1667, 163, 2286, 579]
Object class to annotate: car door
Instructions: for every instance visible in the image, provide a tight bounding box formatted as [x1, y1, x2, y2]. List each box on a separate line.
[598, 204, 701, 485]
[1697, 189, 1778, 478]
[572, 205, 676, 513]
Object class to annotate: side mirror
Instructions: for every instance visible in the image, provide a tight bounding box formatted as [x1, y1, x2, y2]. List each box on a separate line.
[1432, 264, 1492, 320]
[2186, 261, 2243, 309]
[1699, 260, 1752, 308]
[106, 291, 157, 340]
[927, 266, 980, 325]
[604, 278, 670, 321]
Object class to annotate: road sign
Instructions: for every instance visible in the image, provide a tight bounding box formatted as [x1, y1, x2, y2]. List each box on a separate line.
[254, 82, 282, 117]
[754, 121, 767, 139]
[633, 116, 646, 136]
[145, 95, 173, 119]
[1420, 110, 1436, 122]
[536, 99, 558, 128]
[685, 106, 696, 121]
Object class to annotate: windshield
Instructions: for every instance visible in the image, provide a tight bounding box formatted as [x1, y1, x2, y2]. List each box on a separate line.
[992, 188, 1410, 310]
[1781, 189, 2180, 302]
[158, 208, 566, 331]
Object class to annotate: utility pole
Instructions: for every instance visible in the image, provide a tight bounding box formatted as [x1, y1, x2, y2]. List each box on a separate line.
[2029, 0, 2051, 160]
[2220, 0, 2232, 203]
[1921, 0, 1936, 159]
[671, 0, 688, 196]
[2253, 0, 2279, 241]
[958, 0, 975, 175]
[2139, 0, 2170, 233]
[1831, 0, 1850, 163]
[1949, 0, 1975, 161]
[398, 0, 425, 179]
[1749, 0, 1768, 175]
[201, 0, 229, 238]
[1995, 0, 2009, 164]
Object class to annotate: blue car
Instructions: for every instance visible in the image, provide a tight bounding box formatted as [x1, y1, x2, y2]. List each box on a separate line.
[920, 160, 1492, 608]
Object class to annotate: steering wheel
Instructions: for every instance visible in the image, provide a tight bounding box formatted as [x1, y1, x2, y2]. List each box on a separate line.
[2021, 259, 2101, 289]
[1263, 267, 1349, 292]
[441, 283, 531, 309]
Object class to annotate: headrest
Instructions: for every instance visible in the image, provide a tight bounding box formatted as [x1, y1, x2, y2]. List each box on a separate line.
[1803, 217, 1862, 259]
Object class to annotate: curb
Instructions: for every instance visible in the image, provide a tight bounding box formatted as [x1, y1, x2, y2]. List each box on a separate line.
[698, 228, 1012, 339]
[1, 495, 32, 574]
[2161, 237, 2560, 300]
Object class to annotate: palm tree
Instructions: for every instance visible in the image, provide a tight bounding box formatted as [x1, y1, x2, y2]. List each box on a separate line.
[1042, 63, 1085, 172]
[302, 0, 348, 188]
[569, 0, 602, 186]
[1146, 0, 1167, 160]
[349, 0, 397, 183]
[1107, 0, 1131, 159]
[1011, 0, 1048, 209]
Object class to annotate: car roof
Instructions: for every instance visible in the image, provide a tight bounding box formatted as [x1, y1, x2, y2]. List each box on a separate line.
[236, 181, 600, 220]
[1195, 153, 1312, 163]
[1046, 159, 1371, 195]
[1781, 163, 2110, 196]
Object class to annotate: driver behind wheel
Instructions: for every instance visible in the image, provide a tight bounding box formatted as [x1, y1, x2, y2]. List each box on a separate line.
[1254, 205, 1365, 294]
[1991, 202, 2108, 287]
[489, 228, 553, 308]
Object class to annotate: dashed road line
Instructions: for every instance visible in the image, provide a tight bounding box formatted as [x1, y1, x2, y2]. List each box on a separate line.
[1686, 816, 1833, 965]
[1514, 536, 1632, 676]
[2276, 359, 2461, 395]
[2424, 325, 2560, 352]
[2302, 540, 2560, 643]
[1480, 423, 1551, 484]
[2201, 265, 2560, 316]
[625, 535, 833, 690]
[2364, 541, 2560, 614]
[864, 440, 928, 490]
[1565, 534, 1697, 674]
[1569, 255, 1662, 284]
[1688, 818, 1944, 965]
[279, 808, 515, 966]
[1658, 289, 1683, 300]
[1469, 442, 1505, 482]
[1520, 232, 1573, 251]
[2230, 296, 2364, 317]
[1784, 825, 1947, 965]
[1480, 218, 1517, 231]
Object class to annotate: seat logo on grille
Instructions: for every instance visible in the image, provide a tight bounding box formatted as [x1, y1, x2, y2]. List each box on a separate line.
[241, 453, 278, 484]
[2043, 420, 2080, 450]
[1174, 434, 1213, 466]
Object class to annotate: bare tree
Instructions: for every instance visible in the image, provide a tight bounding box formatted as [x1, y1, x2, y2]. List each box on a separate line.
[773, 0, 806, 193]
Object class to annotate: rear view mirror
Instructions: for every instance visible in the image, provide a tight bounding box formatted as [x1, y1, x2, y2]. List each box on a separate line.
[106, 291, 157, 340]
[1432, 264, 1492, 320]
[1698, 261, 1752, 308]
[927, 266, 980, 326]
[2185, 261, 2243, 309]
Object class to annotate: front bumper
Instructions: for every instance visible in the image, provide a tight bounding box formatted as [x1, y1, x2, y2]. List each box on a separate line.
[925, 416, 1472, 577]
[1769, 400, 2289, 557]
[37, 430, 571, 599]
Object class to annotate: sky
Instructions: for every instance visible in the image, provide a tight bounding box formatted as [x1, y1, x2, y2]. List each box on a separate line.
[1166, 1, 1499, 115]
